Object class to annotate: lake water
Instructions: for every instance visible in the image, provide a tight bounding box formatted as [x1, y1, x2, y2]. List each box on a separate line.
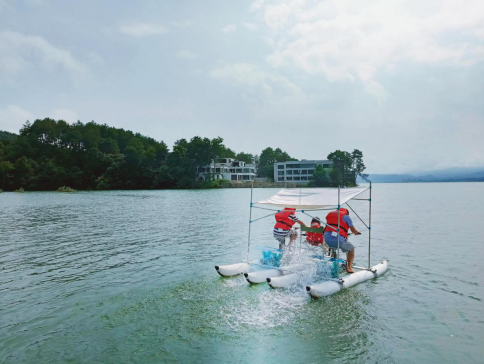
[1, 183, 483, 363]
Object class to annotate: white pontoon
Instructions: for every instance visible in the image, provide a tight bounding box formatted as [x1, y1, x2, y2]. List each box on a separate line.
[215, 183, 388, 297]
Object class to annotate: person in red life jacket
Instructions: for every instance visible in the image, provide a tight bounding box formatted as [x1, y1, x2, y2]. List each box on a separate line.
[323, 208, 361, 273]
[273, 207, 306, 249]
[306, 217, 324, 246]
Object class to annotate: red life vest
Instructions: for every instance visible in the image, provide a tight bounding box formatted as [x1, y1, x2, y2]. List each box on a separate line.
[274, 208, 296, 230]
[307, 222, 324, 245]
[324, 208, 349, 239]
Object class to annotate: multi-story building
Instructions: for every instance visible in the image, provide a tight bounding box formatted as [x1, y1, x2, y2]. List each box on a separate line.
[274, 159, 333, 183]
[197, 158, 257, 181]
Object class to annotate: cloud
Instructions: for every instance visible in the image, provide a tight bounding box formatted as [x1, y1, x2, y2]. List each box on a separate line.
[0, 105, 34, 133]
[210, 63, 302, 96]
[249, 0, 265, 12]
[252, 0, 484, 100]
[0, 31, 86, 76]
[172, 20, 193, 27]
[50, 109, 79, 123]
[119, 23, 168, 37]
[222, 24, 237, 33]
[243, 23, 258, 30]
[176, 50, 197, 60]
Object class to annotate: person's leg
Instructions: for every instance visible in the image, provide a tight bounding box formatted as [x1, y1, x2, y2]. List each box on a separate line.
[274, 234, 285, 250]
[288, 228, 298, 245]
[338, 239, 355, 273]
[278, 237, 286, 250]
[346, 249, 355, 273]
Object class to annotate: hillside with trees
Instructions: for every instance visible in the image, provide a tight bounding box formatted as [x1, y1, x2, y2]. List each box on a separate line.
[0, 118, 367, 191]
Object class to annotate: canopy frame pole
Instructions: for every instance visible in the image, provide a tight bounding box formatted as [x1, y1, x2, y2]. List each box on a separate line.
[368, 181, 372, 269]
[299, 187, 302, 253]
[345, 203, 369, 229]
[302, 211, 331, 230]
[249, 211, 277, 223]
[247, 181, 254, 261]
[299, 224, 302, 253]
[337, 186, 341, 278]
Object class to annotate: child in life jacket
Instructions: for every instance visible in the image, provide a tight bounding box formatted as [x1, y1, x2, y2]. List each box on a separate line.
[273, 207, 306, 249]
[306, 217, 324, 246]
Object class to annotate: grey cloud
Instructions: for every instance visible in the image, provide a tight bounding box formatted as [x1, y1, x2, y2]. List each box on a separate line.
[119, 23, 168, 37]
[0, 31, 85, 76]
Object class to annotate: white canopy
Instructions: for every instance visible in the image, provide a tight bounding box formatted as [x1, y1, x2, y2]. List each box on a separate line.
[255, 187, 368, 210]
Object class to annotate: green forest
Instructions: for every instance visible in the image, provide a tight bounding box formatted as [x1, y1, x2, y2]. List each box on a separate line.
[0, 119, 367, 191]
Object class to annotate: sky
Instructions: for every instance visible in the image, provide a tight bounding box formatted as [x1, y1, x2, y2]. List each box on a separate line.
[0, 0, 483, 173]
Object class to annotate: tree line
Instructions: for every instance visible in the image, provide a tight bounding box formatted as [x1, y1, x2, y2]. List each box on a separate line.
[0, 118, 367, 191]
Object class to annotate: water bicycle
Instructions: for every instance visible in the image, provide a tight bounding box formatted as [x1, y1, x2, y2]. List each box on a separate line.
[215, 184, 388, 298]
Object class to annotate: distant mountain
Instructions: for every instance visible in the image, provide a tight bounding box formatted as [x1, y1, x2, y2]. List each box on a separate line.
[358, 167, 484, 183]
[358, 174, 415, 183]
[406, 167, 484, 179]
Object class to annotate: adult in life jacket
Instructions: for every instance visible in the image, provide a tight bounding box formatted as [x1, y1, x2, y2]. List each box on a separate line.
[273, 207, 306, 249]
[306, 217, 324, 246]
[323, 208, 361, 273]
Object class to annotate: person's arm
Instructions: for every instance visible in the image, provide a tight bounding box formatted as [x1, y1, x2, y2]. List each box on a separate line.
[344, 215, 360, 235]
[289, 213, 306, 227]
[349, 225, 361, 235]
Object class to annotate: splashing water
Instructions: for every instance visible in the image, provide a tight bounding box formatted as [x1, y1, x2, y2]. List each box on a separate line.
[218, 247, 341, 330]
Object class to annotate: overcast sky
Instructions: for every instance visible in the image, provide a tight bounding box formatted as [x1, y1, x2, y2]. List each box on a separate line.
[0, 0, 483, 173]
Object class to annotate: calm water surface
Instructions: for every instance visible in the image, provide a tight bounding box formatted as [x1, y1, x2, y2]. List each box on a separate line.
[1, 183, 483, 363]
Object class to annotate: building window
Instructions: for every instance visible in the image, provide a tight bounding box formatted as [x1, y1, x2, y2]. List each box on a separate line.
[278, 165, 285, 169]
[302, 170, 308, 175]
[293, 170, 301, 175]
[278, 171, 285, 175]
[323, 164, 330, 168]
[236, 168, 242, 173]
[215, 168, 220, 173]
[286, 164, 300, 169]
[278, 177, 284, 181]
[294, 176, 300, 181]
[301, 176, 307, 181]
[301, 164, 313, 169]
[243, 168, 250, 173]
[287, 177, 293, 181]
[286, 170, 293, 175]
[308, 169, 314, 175]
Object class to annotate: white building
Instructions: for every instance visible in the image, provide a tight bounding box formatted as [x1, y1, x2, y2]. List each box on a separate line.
[197, 158, 257, 181]
[274, 159, 333, 183]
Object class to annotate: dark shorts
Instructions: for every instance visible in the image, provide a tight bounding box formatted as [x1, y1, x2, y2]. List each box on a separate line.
[324, 235, 354, 253]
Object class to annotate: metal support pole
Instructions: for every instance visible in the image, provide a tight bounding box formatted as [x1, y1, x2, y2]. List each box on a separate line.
[299, 223, 302, 253]
[337, 186, 340, 278]
[247, 182, 254, 261]
[368, 181, 372, 269]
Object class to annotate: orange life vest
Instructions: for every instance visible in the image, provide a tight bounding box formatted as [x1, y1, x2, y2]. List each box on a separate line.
[306, 222, 324, 245]
[274, 208, 296, 230]
[324, 208, 349, 239]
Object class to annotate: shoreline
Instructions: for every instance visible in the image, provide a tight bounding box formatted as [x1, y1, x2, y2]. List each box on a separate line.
[2, 180, 483, 193]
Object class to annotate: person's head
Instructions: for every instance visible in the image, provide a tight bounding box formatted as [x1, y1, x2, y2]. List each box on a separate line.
[311, 217, 321, 227]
